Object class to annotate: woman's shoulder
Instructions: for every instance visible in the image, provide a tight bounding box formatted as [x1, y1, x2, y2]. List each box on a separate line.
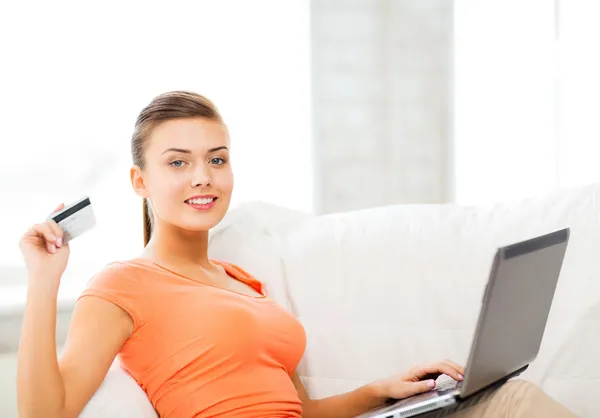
[79, 259, 153, 332]
[86, 257, 166, 290]
[84, 260, 139, 288]
[91, 258, 156, 277]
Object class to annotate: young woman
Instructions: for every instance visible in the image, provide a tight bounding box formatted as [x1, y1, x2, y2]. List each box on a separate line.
[17, 91, 578, 418]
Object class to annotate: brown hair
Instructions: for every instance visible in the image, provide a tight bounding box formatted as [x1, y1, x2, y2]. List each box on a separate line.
[131, 91, 223, 247]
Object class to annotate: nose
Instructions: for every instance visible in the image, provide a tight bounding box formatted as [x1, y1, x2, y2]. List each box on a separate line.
[191, 164, 212, 188]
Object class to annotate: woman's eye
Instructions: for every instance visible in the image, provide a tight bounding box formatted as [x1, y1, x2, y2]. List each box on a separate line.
[210, 157, 226, 165]
[170, 160, 186, 168]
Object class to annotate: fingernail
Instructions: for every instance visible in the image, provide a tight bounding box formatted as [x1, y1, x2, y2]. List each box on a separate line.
[49, 244, 56, 254]
[427, 380, 435, 389]
[458, 373, 464, 380]
[56, 237, 62, 247]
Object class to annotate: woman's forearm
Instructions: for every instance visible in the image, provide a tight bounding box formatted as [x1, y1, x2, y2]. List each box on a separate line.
[303, 382, 387, 418]
[17, 281, 66, 418]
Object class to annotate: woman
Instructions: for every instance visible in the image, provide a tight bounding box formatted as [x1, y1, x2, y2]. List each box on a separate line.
[17, 91, 577, 418]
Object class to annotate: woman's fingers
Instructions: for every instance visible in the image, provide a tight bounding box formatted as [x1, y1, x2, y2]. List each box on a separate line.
[31, 223, 60, 254]
[436, 360, 464, 381]
[412, 361, 465, 382]
[47, 220, 64, 248]
[443, 359, 466, 378]
[19, 204, 67, 255]
[48, 203, 66, 249]
[400, 380, 437, 398]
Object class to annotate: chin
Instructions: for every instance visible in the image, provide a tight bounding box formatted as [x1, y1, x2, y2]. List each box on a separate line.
[172, 200, 229, 231]
[180, 213, 227, 232]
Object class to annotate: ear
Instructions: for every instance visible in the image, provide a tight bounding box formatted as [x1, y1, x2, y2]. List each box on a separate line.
[130, 165, 150, 198]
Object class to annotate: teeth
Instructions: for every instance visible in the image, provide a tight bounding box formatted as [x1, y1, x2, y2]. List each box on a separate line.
[187, 198, 215, 205]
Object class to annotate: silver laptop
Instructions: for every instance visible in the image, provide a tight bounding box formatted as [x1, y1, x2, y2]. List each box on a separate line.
[357, 228, 570, 418]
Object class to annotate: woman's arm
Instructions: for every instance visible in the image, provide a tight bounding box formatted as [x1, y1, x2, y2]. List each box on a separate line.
[18, 289, 132, 418]
[292, 360, 464, 418]
[17, 208, 134, 418]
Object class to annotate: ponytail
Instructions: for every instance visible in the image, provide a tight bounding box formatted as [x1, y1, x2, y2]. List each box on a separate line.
[143, 198, 153, 247]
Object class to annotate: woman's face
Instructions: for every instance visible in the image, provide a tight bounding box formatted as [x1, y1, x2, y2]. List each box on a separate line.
[132, 117, 233, 232]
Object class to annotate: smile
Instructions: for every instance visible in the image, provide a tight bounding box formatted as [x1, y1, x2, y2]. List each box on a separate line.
[184, 197, 218, 210]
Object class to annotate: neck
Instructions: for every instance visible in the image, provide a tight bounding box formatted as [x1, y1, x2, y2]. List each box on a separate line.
[142, 221, 211, 268]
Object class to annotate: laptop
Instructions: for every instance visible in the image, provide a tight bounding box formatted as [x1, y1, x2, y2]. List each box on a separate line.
[357, 228, 570, 418]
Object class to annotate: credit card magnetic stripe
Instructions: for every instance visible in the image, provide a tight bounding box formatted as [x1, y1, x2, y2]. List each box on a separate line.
[52, 198, 92, 223]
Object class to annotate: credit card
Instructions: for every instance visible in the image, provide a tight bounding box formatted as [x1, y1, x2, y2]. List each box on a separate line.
[47, 196, 97, 243]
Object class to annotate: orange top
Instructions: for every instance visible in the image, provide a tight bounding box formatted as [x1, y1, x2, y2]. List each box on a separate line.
[78, 259, 306, 418]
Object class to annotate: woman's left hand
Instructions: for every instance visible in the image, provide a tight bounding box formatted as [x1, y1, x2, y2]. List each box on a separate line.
[370, 359, 465, 400]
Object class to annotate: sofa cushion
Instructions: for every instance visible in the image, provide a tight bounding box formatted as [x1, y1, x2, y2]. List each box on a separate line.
[79, 360, 158, 418]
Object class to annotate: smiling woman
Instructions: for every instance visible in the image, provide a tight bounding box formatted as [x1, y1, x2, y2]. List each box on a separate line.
[14, 89, 320, 418]
[129, 92, 235, 247]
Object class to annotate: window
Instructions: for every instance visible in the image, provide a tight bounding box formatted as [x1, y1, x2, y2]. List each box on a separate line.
[453, 0, 557, 205]
[0, 1, 312, 286]
[556, 0, 600, 188]
[453, 0, 600, 205]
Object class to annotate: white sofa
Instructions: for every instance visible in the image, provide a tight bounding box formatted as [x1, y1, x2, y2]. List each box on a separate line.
[75, 183, 600, 417]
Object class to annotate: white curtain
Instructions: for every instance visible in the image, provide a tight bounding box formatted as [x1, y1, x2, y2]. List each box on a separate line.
[0, 1, 312, 283]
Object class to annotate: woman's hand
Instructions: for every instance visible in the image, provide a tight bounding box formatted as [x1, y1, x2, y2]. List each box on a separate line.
[19, 203, 70, 291]
[370, 359, 465, 400]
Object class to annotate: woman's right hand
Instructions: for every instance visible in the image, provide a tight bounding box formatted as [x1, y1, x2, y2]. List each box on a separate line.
[19, 203, 70, 290]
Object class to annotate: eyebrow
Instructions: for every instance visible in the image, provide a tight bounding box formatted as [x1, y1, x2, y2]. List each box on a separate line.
[161, 146, 229, 155]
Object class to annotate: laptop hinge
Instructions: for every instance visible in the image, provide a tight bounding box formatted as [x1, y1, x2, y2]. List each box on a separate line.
[460, 364, 529, 399]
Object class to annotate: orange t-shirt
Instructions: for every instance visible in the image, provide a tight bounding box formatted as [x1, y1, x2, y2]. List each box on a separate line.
[78, 259, 306, 418]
